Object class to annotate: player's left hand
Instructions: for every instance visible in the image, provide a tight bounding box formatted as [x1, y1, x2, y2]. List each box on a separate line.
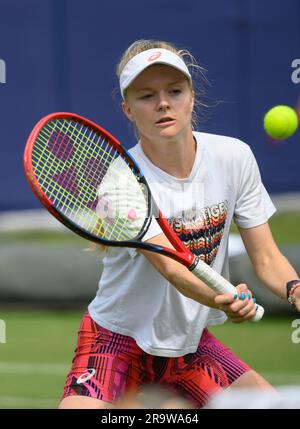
[214, 283, 257, 324]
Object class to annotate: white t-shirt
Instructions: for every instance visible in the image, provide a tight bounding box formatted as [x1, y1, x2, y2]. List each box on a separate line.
[88, 132, 276, 357]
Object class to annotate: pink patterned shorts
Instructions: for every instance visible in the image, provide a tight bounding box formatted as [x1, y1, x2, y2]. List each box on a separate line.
[62, 311, 250, 407]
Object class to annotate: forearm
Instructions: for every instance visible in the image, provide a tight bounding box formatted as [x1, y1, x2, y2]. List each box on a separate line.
[141, 239, 261, 323]
[141, 249, 219, 308]
[253, 249, 299, 300]
[168, 260, 220, 308]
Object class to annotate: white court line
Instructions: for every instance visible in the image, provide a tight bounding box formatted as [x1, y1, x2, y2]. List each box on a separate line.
[0, 362, 69, 376]
[0, 362, 299, 384]
[0, 365, 298, 409]
[0, 362, 299, 380]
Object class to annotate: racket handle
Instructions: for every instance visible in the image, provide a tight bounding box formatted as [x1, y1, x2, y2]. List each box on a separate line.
[190, 258, 264, 322]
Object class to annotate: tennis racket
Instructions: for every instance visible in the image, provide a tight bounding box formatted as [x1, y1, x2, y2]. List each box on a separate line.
[23, 112, 264, 322]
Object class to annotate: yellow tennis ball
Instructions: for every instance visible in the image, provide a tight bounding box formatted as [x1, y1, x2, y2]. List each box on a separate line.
[264, 105, 299, 139]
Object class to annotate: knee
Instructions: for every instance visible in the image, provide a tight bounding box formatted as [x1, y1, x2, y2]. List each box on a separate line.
[59, 395, 114, 409]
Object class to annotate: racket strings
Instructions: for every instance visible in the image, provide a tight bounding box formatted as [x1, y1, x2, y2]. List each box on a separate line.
[48, 121, 139, 241]
[32, 118, 148, 241]
[34, 121, 140, 241]
[34, 122, 120, 235]
[34, 121, 107, 214]
[37, 121, 107, 191]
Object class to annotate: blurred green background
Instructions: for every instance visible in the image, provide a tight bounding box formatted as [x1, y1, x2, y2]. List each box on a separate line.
[0, 211, 300, 409]
[0, 311, 299, 409]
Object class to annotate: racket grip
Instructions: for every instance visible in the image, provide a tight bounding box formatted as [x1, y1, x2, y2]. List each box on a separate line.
[190, 258, 264, 322]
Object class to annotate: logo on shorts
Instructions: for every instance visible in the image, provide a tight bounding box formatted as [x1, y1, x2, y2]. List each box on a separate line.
[76, 368, 96, 384]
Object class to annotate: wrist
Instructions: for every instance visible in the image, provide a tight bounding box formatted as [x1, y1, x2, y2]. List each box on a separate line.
[286, 280, 300, 307]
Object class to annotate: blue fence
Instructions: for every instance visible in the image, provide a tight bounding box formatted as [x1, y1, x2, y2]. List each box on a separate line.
[0, 0, 299, 211]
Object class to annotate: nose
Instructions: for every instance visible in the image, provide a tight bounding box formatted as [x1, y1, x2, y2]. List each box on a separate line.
[156, 91, 170, 111]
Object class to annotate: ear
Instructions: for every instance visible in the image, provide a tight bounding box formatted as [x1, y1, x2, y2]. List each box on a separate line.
[190, 89, 195, 110]
[122, 101, 134, 122]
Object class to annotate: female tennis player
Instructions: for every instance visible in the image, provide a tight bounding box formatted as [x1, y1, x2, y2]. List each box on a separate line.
[59, 40, 300, 409]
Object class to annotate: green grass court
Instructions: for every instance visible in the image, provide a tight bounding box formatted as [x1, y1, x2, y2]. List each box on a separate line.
[0, 310, 299, 409]
[0, 211, 300, 408]
[233, 211, 300, 244]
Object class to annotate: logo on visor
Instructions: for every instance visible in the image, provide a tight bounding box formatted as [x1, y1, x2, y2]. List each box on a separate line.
[147, 51, 162, 62]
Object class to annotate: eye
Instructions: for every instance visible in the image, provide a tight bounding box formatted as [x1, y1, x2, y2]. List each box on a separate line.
[139, 93, 153, 100]
[170, 88, 182, 95]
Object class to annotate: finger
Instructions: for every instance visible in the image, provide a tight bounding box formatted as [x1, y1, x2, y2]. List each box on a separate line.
[231, 308, 257, 323]
[214, 293, 235, 305]
[224, 295, 256, 318]
[217, 293, 251, 314]
[236, 283, 248, 292]
[218, 300, 249, 315]
[234, 285, 253, 303]
[218, 307, 238, 317]
[233, 300, 257, 319]
[230, 317, 245, 324]
[239, 303, 256, 318]
[230, 296, 251, 313]
[235, 283, 251, 298]
[229, 311, 255, 324]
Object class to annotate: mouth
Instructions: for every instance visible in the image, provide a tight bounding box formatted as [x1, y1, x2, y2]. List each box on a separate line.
[155, 116, 176, 126]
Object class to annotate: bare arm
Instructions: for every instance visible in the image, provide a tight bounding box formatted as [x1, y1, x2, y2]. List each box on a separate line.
[139, 233, 258, 322]
[238, 222, 299, 301]
[139, 233, 219, 308]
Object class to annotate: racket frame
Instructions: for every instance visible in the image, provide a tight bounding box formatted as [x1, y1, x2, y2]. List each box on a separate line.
[23, 112, 194, 267]
[24, 111, 264, 321]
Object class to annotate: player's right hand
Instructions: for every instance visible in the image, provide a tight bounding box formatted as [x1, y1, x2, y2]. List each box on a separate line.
[214, 283, 257, 323]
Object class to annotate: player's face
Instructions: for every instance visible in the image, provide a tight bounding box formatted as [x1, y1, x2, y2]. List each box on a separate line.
[123, 64, 194, 144]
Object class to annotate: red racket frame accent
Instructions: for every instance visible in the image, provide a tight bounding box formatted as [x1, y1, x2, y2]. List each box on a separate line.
[155, 209, 195, 266]
[23, 112, 264, 322]
[23, 112, 195, 267]
[23, 112, 127, 219]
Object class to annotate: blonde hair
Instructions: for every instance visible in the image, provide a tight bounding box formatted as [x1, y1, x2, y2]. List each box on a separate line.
[116, 39, 211, 129]
[93, 40, 211, 253]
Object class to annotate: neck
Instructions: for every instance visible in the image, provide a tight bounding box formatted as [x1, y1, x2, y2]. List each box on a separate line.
[140, 129, 196, 179]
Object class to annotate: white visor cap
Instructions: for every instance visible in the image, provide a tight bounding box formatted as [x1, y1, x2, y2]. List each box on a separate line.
[119, 48, 192, 99]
